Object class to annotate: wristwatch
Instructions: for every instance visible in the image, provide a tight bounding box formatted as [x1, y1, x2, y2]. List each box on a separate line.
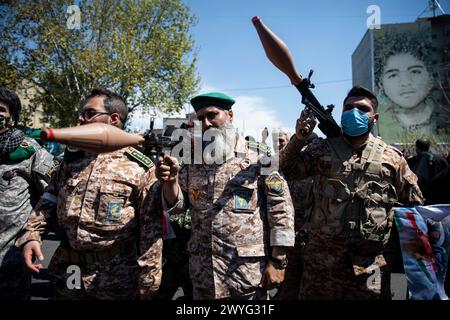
[268, 256, 288, 269]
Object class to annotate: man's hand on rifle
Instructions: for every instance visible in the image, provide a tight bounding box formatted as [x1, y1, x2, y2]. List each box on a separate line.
[295, 110, 317, 140]
[156, 155, 181, 207]
[156, 155, 180, 183]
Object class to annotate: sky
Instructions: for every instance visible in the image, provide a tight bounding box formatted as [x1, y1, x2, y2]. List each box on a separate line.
[130, 0, 449, 141]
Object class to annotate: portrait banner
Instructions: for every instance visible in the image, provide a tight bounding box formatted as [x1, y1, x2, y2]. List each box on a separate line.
[374, 24, 450, 144]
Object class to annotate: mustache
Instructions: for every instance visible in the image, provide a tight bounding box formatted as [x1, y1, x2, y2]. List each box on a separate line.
[203, 122, 235, 143]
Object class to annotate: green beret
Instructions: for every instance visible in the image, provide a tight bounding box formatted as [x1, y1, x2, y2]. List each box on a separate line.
[190, 92, 235, 112]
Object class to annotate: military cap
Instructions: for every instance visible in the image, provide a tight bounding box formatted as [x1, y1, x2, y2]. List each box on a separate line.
[190, 92, 235, 112]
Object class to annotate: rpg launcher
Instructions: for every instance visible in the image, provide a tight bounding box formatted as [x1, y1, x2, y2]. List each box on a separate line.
[142, 116, 185, 159]
[252, 16, 341, 138]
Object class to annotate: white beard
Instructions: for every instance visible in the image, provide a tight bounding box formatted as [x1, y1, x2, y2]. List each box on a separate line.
[202, 122, 236, 165]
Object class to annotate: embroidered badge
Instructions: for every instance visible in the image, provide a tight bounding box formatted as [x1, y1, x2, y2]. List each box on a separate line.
[265, 173, 284, 196]
[246, 140, 270, 155]
[240, 158, 252, 170]
[45, 161, 59, 178]
[106, 200, 124, 221]
[234, 190, 251, 210]
[192, 188, 200, 200]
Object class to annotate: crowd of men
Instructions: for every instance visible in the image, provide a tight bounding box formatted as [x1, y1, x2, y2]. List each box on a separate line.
[0, 84, 449, 300]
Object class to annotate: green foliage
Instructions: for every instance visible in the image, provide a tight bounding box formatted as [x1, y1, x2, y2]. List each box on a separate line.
[395, 127, 450, 158]
[0, 0, 199, 127]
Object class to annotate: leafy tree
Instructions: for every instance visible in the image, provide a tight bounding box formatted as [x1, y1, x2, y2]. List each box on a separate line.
[0, 0, 199, 127]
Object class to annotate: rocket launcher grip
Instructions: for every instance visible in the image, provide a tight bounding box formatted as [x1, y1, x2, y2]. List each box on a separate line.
[252, 16, 342, 138]
[41, 122, 145, 153]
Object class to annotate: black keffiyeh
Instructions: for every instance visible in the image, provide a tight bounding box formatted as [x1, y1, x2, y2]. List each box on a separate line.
[0, 128, 25, 157]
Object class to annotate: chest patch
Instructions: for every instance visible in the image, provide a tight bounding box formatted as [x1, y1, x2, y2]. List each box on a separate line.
[234, 190, 251, 210]
[106, 200, 124, 221]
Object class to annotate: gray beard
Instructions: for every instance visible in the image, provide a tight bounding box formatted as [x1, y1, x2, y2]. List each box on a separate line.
[203, 122, 236, 165]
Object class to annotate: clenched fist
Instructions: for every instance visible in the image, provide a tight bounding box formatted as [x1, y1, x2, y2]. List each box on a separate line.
[156, 155, 180, 184]
[259, 263, 285, 290]
[295, 110, 317, 140]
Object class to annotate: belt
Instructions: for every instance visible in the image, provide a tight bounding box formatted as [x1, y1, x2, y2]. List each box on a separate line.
[59, 241, 136, 265]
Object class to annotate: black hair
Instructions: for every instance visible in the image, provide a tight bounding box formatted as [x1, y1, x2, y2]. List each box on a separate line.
[0, 85, 21, 125]
[416, 138, 430, 152]
[374, 29, 432, 86]
[344, 86, 378, 111]
[83, 88, 128, 125]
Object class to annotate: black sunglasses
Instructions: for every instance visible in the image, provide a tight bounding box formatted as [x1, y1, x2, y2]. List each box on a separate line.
[78, 109, 111, 120]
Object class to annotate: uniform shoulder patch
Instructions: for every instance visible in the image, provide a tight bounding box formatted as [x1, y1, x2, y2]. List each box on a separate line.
[265, 172, 285, 196]
[246, 141, 270, 154]
[45, 160, 60, 178]
[125, 148, 154, 170]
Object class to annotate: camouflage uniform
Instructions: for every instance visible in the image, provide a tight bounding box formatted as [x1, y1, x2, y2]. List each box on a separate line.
[280, 134, 424, 299]
[165, 135, 295, 300]
[16, 147, 163, 300]
[276, 177, 313, 299]
[276, 136, 314, 300]
[0, 137, 54, 300]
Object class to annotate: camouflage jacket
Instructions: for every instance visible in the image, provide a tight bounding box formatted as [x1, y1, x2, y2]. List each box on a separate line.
[286, 177, 314, 232]
[165, 135, 295, 299]
[16, 147, 163, 291]
[280, 134, 424, 245]
[0, 137, 54, 265]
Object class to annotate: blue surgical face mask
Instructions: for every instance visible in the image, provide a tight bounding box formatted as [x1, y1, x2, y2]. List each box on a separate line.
[340, 108, 370, 137]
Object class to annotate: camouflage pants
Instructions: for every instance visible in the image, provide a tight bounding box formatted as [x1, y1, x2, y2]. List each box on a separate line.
[216, 288, 269, 300]
[49, 246, 139, 300]
[189, 253, 269, 300]
[299, 233, 391, 300]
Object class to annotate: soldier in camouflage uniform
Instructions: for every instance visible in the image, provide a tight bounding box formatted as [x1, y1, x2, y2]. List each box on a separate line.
[276, 132, 316, 300]
[157, 92, 295, 300]
[16, 88, 163, 300]
[0, 86, 55, 300]
[280, 86, 424, 299]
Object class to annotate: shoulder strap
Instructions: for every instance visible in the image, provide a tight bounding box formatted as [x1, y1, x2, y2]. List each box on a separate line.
[362, 136, 386, 164]
[125, 147, 154, 170]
